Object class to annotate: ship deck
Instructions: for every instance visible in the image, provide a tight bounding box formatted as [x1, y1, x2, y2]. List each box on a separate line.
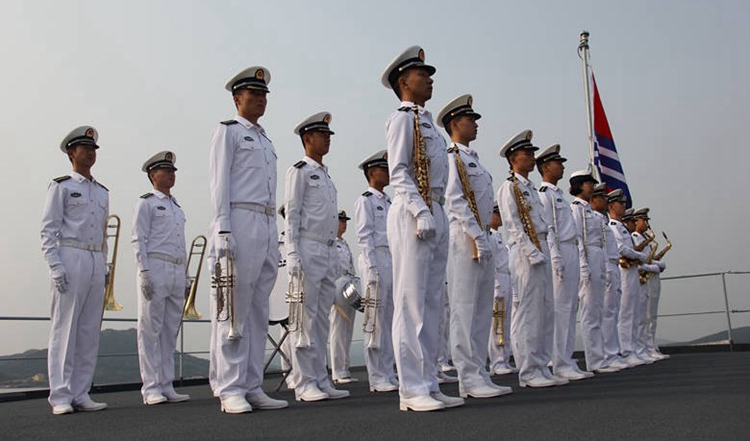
[2, 351, 749, 440]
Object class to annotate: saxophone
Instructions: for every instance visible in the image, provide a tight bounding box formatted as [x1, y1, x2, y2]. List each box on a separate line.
[641, 232, 672, 284]
[412, 105, 432, 213]
[452, 145, 481, 259]
[619, 229, 657, 268]
[511, 172, 541, 251]
[638, 231, 659, 284]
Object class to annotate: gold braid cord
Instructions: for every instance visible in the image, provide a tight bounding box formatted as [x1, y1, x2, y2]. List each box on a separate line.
[412, 105, 432, 213]
[511, 173, 541, 251]
[452, 145, 481, 259]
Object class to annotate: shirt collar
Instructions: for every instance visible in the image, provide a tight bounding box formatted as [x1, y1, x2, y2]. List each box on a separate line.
[70, 171, 95, 184]
[368, 187, 385, 198]
[234, 114, 264, 132]
[574, 196, 590, 206]
[151, 189, 179, 204]
[453, 142, 476, 157]
[540, 181, 559, 192]
[303, 156, 327, 172]
[400, 100, 429, 116]
[514, 173, 532, 186]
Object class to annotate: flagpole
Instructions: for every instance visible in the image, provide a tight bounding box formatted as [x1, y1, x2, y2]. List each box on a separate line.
[578, 30, 599, 181]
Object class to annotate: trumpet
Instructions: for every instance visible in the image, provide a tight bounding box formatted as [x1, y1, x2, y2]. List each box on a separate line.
[183, 235, 206, 320]
[103, 214, 123, 311]
[286, 270, 308, 347]
[492, 297, 506, 347]
[212, 237, 240, 341]
[362, 272, 381, 349]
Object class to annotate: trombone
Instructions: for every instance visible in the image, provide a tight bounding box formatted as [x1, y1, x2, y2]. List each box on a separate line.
[286, 270, 309, 347]
[183, 235, 206, 320]
[362, 272, 381, 349]
[212, 236, 240, 341]
[103, 214, 123, 311]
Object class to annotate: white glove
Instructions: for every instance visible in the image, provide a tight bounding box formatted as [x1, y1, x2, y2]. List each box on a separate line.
[140, 271, 155, 301]
[216, 231, 236, 260]
[287, 253, 302, 278]
[415, 212, 436, 240]
[551, 257, 564, 282]
[475, 235, 492, 264]
[580, 270, 591, 288]
[367, 268, 379, 286]
[51, 265, 68, 294]
[529, 250, 547, 266]
[657, 260, 666, 271]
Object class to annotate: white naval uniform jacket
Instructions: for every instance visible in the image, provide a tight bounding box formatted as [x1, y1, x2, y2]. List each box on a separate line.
[284, 156, 338, 261]
[489, 228, 511, 296]
[208, 115, 277, 233]
[446, 142, 493, 239]
[386, 101, 448, 217]
[354, 187, 390, 270]
[497, 173, 549, 261]
[131, 190, 187, 272]
[41, 171, 109, 269]
[538, 182, 579, 266]
[334, 237, 355, 277]
[609, 220, 646, 263]
[571, 197, 604, 276]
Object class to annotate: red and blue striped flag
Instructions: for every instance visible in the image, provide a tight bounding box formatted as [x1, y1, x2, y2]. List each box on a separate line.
[592, 72, 632, 208]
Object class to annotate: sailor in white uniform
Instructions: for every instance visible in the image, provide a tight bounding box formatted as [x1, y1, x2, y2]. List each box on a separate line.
[382, 46, 463, 411]
[132, 151, 191, 405]
[487, 205, 517, 376]
[497, 130, 564, 388]
[41, 126, 109, 415]
[590, 183, 629, 371]
[329, 210, 359, 384]
[440, 94, 512, 399]
[568, 167, 608, 374]
[354, 150, 399, 392]
[536, 147, 590, 381]
[285, 111, 349, 402]
[631, 208, 663, 361]
[607, 192, 650, 368]
[208, 66, 287, 413]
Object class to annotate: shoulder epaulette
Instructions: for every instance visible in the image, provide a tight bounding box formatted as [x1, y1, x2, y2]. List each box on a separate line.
[140, 192, 154, 199]
[572, 200, 581, 204]
[97, 182, 109, 191]
[53, 175, 71, 183]
[610, 221, 616, 225]
[539, 186, 548, 192]
[362, 191, 373, 197]
[447, 146, 459, 154]
[507, 176, 514, 182]
[293, 160, 306, 169]
[220, 119, 239, 125]
[398, 106, 412, 112]
[174, 201, 181, 208]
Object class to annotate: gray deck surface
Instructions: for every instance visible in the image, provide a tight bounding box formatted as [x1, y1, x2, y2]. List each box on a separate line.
[2, 352, 749, 440]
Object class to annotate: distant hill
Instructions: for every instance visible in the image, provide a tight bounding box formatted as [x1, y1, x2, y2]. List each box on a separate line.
[687, 326, 750, 345]
[0, 328, 208, 389]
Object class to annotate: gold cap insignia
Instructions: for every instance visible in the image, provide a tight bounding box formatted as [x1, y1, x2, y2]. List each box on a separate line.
[467, 96, 473, 107]
[418, 48, 425, 61]
[165, 152, 173, 162]
[323, 113, 331, 124]
[382, 152, 388, 159]
[255, 68, 265, 80]
[85, 128, 94, 138]
[525, 130, 533, 141]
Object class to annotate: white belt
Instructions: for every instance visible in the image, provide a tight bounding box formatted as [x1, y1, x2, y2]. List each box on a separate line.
[60, 239, 101, 252]
[230, 202, 276, 216]
[148, 252, 184, 265]
[301, 232, 335, 246]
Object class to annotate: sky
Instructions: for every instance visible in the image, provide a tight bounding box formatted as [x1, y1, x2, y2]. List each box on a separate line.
[1, 0, 749, 356]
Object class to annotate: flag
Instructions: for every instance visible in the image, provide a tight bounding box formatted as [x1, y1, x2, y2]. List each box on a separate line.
[591, 72, 632, 208]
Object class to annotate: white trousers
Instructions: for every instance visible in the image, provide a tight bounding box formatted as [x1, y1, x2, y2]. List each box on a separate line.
[645, 275, 662, 353]
[634, 278, 650, 356]
[360, 249, 396, 387]
[617, 266, 640, 356]
[488, 272, 513, 371]
[388, 199, 448, 399]
[210, 211, 278, 400]
[436, 281, 450, 369]
[137, 259, 185, 398]
[602, 263, 622, 363]
[578, 246, 607, 371]
[329, 286, 356, 380]
[551, 241, 581, 374]
[48, 247, 105, 407]
[509, 240, 554, 383]
[289, 238, 336, 394]
[447, 226, 495, 393]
